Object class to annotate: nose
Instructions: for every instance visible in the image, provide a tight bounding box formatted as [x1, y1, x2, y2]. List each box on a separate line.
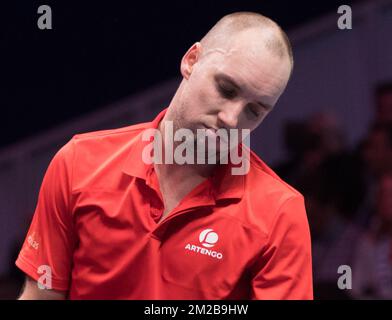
[217, 103, 242, 129]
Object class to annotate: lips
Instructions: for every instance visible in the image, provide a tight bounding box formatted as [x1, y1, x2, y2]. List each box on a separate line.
[202, 125, 229, 144]
[203, 125, 218, 132]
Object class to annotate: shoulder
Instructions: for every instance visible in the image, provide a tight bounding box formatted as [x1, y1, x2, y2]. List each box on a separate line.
[242, 150, 307, 236]
[67, 121, 149, 155]
[57, 121, 149, 190]
[247, 149, 303, 202]
[72, 121, 149, 143]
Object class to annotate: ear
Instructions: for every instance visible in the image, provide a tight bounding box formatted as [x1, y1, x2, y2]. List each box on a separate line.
[180, 42, 202, 79]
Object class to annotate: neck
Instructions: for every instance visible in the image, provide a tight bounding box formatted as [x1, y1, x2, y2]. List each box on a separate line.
[156, 111, 218, 180]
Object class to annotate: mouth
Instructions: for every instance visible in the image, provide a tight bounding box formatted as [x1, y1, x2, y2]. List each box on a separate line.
[201, 124, 218, 131]
[201, 125, 219, 136]
[201, 125, 229, 144]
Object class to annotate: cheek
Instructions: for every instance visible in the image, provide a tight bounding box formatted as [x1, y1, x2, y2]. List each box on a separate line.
[189, 82, 220, 112]
[179, 87, 212, 126]
[238, 112, 267, 132]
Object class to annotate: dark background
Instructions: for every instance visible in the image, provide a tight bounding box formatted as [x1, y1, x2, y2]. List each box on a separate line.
[1, 0, 360, 149]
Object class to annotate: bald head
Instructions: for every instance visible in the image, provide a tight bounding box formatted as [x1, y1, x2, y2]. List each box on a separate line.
[167, 11, 294, 136]
[200, 12, 293, 74]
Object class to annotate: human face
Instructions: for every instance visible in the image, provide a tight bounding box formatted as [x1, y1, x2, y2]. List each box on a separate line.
[173, 29, 292, 136]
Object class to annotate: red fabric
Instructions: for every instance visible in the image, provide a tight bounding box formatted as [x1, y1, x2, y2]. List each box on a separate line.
[16, 108, 313, 299]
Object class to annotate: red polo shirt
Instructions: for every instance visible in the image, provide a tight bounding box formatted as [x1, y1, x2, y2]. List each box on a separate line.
[16, 108, 313, 299]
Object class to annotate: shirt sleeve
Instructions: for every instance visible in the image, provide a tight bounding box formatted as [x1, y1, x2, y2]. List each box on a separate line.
[15, 138, 76, 291]
[250, 195, 313, 300]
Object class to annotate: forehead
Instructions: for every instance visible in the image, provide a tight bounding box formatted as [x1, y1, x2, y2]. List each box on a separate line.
[203, 31, 291, 103]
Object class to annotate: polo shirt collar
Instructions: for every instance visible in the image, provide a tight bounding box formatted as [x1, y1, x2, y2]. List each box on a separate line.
[122, 108, 167, 180]
[122, 108, 245, 201]
[211, 162, 245, 201]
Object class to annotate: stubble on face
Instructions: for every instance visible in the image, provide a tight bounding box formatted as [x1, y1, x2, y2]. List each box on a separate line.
[162, 28, 292, 162]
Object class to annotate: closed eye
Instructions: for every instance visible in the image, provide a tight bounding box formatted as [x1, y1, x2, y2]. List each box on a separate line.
[217, 83, 237, 99]
[247, 104, 261, 118]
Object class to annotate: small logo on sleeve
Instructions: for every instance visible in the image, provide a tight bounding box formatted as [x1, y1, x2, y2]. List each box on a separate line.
[27, 232, 40, 250]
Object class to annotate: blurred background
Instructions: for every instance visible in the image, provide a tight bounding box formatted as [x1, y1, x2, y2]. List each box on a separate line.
[1, 0, 392, 299]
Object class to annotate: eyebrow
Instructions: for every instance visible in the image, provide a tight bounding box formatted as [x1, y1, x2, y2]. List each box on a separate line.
[214, 73, 273, 110]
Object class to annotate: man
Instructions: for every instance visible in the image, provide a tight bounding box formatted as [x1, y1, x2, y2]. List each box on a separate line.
[17, 12, 313, 299]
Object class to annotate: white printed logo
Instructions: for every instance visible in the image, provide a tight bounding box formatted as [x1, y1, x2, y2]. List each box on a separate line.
[185, 228, 223, 260]
[27, 232, 39, 250]
[199, 229, 219, 248]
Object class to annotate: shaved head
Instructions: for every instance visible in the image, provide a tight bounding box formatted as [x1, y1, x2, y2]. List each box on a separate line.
[200, 12, 293, 74]
[164, 11, 294, 145]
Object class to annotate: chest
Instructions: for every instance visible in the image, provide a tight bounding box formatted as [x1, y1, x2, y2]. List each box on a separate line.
[70, 188, 266, 298]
